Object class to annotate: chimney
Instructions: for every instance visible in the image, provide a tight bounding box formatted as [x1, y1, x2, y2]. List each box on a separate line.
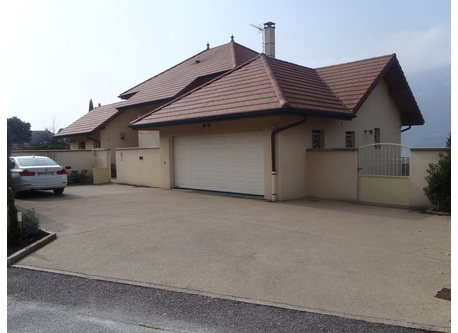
[263, 21, 276, 57]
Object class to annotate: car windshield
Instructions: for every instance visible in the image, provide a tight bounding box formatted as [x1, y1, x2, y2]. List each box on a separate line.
[17, 157, 58, 167]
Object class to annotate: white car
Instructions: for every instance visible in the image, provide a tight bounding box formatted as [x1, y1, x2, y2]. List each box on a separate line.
[9, 156, 68, 195]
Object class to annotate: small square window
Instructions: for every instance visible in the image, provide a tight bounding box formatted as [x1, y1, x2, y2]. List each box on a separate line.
[345, 131, 355, 148]
[79, 141, 86, 150]
[312, 130, 324, 149]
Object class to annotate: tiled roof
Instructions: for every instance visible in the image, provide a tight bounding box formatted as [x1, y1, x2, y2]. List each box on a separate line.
[316, 54, 424, 125]
[130, 55, 352, 128]
[316, 55, 394, 112]
[54, 101, 128, 137]
[117, 40, 259, 108]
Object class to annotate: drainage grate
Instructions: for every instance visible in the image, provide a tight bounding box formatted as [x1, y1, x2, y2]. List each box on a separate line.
[435, 288, 451, 301]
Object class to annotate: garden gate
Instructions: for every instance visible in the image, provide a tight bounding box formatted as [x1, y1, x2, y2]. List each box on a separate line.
[358, 143, 411, 206]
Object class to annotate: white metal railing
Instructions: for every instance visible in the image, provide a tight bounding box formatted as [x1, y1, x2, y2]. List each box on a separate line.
[358, 143, 410, 177]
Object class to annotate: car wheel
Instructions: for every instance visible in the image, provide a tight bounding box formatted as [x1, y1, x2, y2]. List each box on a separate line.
[53, 188, 64, 195]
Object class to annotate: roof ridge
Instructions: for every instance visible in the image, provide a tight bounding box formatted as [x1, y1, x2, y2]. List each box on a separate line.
[118, 43, 233, 99]
[315, 53, 396, 70]
[93, 100, 128, 109]
[130, 54, 263, 126]
[260, 55, 289, 108]
[230, 39, 238, 68]
[312, 70, 349, 112]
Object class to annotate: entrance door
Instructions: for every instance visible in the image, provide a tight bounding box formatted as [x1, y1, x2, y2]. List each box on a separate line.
[174, 131, 264, 195]
[358, 143, 410, 206]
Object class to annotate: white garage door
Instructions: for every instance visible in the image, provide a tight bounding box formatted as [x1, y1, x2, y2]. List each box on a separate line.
[174, 131, 264, 195]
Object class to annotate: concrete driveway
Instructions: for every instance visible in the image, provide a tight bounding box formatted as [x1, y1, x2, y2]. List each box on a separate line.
[13, 183, 451, 332]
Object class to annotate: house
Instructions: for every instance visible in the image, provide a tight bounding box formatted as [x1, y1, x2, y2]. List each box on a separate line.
[54, 39, 260, 172]
[56, 24, 424, 202]
[127, 49, 423, 201]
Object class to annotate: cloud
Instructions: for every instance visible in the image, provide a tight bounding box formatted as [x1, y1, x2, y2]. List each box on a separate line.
[364, 24, 451, 73]
[297, 24, 451, 73]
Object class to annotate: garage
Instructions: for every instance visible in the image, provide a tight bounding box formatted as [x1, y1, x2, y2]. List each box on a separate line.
[174, 131, 264, 195]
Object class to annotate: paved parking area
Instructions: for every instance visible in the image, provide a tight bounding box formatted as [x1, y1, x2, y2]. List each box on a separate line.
[13, 183, 451, 332]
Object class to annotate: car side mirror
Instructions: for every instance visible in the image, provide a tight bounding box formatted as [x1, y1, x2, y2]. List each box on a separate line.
[8, 159, 15, 169]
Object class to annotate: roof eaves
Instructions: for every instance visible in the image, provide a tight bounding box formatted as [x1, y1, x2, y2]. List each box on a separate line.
[386, 58, 425, 125]
[54, 131, 93, 138]
[130, 106, 355, 130]
[130, 108, 296, 129]
[116, 97, 173, 111]
[350, 54, 396, 114]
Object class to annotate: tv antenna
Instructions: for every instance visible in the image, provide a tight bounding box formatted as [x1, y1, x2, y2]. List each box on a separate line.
[250, 24, 263, 34]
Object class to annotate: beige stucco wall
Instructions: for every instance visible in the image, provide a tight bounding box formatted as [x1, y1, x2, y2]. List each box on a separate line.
[116, 147, 162, 187]
[358, 175, 410, 206]
[67, 104, 160, 166]
[68, 136, 100, 150]
[410, 148, 446, 209]
[153, 115, 314, 200]
[139, 130, 160, 147]
[100, 108, 144, 165]
[306, 149, 358, 201]
[12, 150, 94, 175]
[305, 79, 402, 149]
[276, 124, 308, 200]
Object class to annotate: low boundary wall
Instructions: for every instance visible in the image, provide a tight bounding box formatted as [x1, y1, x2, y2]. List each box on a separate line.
[12, 150, 93, 175]
[306, 148, 446, 209]
[116, 147, 161, 188]
[306, 149, 358, 202]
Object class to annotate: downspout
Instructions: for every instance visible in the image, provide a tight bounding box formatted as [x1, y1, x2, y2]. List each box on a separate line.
[271, 116, 307, 202]
[401, 126, 412, 133]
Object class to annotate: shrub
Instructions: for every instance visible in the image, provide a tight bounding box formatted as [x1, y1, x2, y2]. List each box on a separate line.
[7, 189, 21, 246]
[424, 135, 451, 213]
[68, 169, 90, 185]
[22, 208, 40, 238]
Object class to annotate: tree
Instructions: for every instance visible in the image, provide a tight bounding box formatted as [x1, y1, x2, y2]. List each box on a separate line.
[7, 116, 32, 146]
[7, 189, 21, 246]
[424, 134, 451, 213]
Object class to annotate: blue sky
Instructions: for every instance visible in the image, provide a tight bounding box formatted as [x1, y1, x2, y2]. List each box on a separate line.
[2, 0, 452, 147]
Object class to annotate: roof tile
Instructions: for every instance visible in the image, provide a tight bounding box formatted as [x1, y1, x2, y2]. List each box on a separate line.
[118, 41, 259, 108]
[131, 55, 351, 128]
[54, 101, 129, 137]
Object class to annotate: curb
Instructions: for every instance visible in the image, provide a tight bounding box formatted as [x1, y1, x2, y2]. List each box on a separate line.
[424, 208, 451, 216]
[7, 230, 57, 266]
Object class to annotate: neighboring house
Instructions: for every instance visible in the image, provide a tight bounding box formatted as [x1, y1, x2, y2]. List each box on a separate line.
[128, 52, 423, 200]
[54, 39, 260, 170]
